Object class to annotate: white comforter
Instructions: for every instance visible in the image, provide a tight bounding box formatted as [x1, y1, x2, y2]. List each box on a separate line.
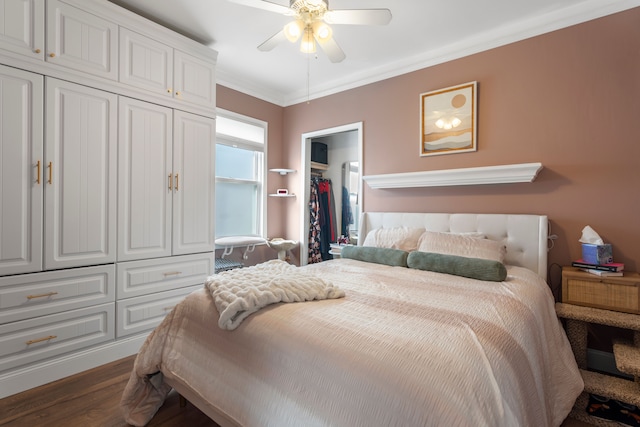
[121, 259, 583, 427]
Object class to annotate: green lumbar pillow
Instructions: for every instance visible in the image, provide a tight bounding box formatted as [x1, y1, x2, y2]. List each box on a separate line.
[407, 251, 507, 282]
[341, 246, 409, 267]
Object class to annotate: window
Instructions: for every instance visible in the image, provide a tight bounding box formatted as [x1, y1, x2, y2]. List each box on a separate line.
[215, 110, 267, 238]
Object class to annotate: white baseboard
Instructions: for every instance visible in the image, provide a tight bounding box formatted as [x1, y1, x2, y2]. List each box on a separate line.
[587, 348, 632, 379]
[0, 334, 147, 399]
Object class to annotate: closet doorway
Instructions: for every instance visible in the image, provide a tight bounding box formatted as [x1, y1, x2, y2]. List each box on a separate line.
[299, 122, 363, 266]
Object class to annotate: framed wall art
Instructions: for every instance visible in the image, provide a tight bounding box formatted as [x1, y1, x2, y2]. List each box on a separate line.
[420, 81, 477, 157]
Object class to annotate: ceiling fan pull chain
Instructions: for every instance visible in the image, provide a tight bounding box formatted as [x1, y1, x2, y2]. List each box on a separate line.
[307, 49, 311, 104]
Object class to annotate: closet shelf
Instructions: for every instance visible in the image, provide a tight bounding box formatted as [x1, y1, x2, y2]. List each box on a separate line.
[362, 162, 543, 189]
[310, 161, 328, 171]
[269, 168, 296, 175]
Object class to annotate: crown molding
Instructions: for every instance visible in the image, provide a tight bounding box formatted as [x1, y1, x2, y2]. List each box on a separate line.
[216, 69, 287, 106]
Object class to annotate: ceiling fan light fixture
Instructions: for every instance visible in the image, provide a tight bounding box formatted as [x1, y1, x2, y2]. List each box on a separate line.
[244, 0, 390, 62]
[300, 27, 316, 53]
[312, 21, 332, 42]
[284, 20, 303, 42]
[290, 0, 328, 13]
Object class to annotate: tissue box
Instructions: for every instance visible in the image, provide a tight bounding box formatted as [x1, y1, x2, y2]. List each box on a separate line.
[582, 243, 613, 264]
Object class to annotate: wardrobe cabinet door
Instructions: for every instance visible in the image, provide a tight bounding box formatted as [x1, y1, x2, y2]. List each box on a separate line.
[44, 78, 117, 270]
[0, 0, 44, 60]
[118, 97, 173, 261]
[0, 65, 43, 275]
[173, 49, 216, 109]
[46, 0, 118, 80]
[172, 110, 215, 255]
[119, 27, 173, 98]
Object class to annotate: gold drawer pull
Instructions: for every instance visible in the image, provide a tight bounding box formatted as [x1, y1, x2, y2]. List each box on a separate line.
[168, 174, 173, 190]
[48, 161, 53, 184]
[36, 160, 41, 184]
[163, 271, 182, 277]
[27, 291, 58, 300]
[164, 306, 175, 311]
[26, 335, 57, 345]
[174, 173, 179, 191]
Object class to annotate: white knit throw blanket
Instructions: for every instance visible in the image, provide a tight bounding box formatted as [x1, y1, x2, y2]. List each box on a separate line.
[205, 260, 345, 330]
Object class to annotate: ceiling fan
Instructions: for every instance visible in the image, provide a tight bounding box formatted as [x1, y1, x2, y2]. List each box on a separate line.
[229, 0, 392, 63]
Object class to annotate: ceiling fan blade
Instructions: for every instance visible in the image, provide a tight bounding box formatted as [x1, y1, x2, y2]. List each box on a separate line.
[315, 36, 346, 63]
[258, 29, 287, 51]
[227, 0, 292, 15]
[324, 9, 392, 26]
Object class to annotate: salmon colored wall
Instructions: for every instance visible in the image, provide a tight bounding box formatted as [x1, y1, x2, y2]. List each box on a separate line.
[280, 7, 640, 289]
[216, 85, 285, 264]
[219, 8, 640, 290]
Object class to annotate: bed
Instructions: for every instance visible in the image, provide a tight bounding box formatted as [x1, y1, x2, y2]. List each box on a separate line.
[121, 212, 583, 427]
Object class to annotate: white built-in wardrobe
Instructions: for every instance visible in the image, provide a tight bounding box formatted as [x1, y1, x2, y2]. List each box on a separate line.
[0, 0, 217, 398]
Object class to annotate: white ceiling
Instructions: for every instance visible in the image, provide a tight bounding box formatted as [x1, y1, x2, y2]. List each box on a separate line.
[108, 0, 638, 106]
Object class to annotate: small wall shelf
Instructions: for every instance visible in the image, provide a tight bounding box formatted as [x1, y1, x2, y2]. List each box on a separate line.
[362, 162, 543, 189]
[269, 168, 296, 175]
[268, 193, 296, 198]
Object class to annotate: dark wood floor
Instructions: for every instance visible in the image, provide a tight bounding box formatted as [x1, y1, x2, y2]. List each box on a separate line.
[0, 355, 592, 427]
[0, 355, 217, 427]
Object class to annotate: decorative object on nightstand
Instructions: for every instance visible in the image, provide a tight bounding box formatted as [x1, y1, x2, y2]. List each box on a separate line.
[573, 225, 623, 277]
[557, 267, 640, 425]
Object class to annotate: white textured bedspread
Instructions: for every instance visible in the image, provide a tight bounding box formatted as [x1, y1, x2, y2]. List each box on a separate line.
[121, 259, 583, 427]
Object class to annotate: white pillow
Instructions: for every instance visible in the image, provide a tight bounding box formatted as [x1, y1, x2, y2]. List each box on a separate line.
[362, 227, 425, 252]
[454, 231, 486, 238]
[417, 230, 506, 262]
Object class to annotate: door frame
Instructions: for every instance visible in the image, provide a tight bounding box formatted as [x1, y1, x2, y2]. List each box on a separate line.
[299, 122, 363, 266]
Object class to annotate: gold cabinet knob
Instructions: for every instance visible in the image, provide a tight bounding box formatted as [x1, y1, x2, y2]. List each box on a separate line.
[35, 48, 41, 54]
[167, 88, 172, 93]
[49, 53, 56, 58]
[175, 91, 180, 97]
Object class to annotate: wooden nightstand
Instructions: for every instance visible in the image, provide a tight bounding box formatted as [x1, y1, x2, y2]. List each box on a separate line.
[562, 266, 640, 314]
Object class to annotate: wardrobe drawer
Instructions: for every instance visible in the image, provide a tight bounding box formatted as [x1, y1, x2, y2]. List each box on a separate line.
[0, 265, 115, 324]
[116, 253, 213, 299]
[116, 285, 201, 338]
[0, 303, 114, 373]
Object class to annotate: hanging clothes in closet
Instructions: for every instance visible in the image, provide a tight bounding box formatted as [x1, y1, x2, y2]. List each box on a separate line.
[308, 177, 337, 263]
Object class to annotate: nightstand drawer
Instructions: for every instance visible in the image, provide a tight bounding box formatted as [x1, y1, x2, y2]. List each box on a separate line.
[562, 267, 640, 314]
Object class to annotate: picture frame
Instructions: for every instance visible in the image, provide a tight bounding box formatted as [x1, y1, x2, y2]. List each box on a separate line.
[420, 81, 477, 157]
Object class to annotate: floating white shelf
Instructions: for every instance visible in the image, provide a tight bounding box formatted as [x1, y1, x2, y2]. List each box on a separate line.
[362, 162, 543, 189]
[268, 193, 296, 198]
[269, 168, 296, 175]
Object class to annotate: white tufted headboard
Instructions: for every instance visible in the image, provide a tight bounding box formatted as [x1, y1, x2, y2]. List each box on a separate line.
[359, 212, 549, 278]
